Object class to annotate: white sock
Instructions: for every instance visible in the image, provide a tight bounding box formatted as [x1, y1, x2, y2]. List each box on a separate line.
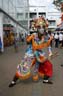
[43, 80, 48, 82]
[11, 81, 15, 84]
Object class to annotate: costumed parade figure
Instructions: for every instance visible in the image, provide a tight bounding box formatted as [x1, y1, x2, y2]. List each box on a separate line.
[9, 16, 53, 87]
[27, 29, 53, 83]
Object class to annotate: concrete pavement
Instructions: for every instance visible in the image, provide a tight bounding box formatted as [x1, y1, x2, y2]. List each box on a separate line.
[0, 44, 63, 96]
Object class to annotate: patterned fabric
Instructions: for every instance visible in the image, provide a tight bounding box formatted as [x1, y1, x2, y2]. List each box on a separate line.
[16, 49, 34, 79]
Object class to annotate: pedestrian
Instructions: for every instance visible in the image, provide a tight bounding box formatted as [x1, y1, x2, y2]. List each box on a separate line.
[0, 37, 2, 53]
[54, 32, 59, 48]
[21, 33, 24, 44]
[58, 32, 63, 48]
[62, 32, 63, 47]
[14, 33, 18, 52]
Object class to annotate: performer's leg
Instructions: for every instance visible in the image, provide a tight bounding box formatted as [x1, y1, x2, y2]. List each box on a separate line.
[34, 61, 39, 73]
[9, 75, 19, 87]
[43, 75, 53, 84]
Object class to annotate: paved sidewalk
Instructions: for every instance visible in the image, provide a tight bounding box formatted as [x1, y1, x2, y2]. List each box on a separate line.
[0, 45, 63, 96]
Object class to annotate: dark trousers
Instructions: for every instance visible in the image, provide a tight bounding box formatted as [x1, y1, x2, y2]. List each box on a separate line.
[55, 39, 59, 48]
[13, 75, 19, 82]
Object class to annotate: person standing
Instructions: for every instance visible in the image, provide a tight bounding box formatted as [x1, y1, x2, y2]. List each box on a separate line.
[0, 37, 2, 53]
[21, 33, 24, 44]
[14, 33, 18, 52]
[54, 32, 59, 48]
[58, 32, 63, 48]
[62, 32, 63, 47]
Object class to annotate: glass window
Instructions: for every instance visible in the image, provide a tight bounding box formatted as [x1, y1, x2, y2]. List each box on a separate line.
[49, 20, 56, 26]
[2, 0, 9, 12]
[30, 13, 37, 18]
[39, 12, 46, 18]
[0, 0, 2, 8]
[25, 13, 28, 18]
[17, 13, 24, 19]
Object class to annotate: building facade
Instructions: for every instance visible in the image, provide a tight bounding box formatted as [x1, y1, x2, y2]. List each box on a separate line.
[0, 0, 27, 52]
[16, 1, 61, 30]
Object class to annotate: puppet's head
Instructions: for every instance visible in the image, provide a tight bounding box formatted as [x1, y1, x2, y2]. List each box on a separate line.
[37, 26, 45, 40]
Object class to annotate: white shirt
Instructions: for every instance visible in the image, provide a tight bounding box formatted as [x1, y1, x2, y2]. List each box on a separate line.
[54, 34, 59, 39]
[59, 34, 63, 41]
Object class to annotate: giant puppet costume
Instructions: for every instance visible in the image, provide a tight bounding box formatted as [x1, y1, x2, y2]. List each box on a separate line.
[26, 31, 53, 83]
[9, 31, 53, 87]
[9, 17, 53, 87]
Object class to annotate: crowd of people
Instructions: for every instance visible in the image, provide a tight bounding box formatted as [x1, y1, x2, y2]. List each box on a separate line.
[54, 31, 63, 48]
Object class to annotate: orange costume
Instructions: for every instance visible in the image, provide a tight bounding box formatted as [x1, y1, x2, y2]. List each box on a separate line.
[26, 34, 53, 79]
[9, 34, 53, 87]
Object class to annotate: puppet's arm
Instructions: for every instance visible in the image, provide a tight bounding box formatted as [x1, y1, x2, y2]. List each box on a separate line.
[26, 34, 34, 43]
[32, 36, 53, 50]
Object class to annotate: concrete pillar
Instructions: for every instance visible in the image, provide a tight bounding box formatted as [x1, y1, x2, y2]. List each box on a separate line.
[0, 12, 4, 52]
